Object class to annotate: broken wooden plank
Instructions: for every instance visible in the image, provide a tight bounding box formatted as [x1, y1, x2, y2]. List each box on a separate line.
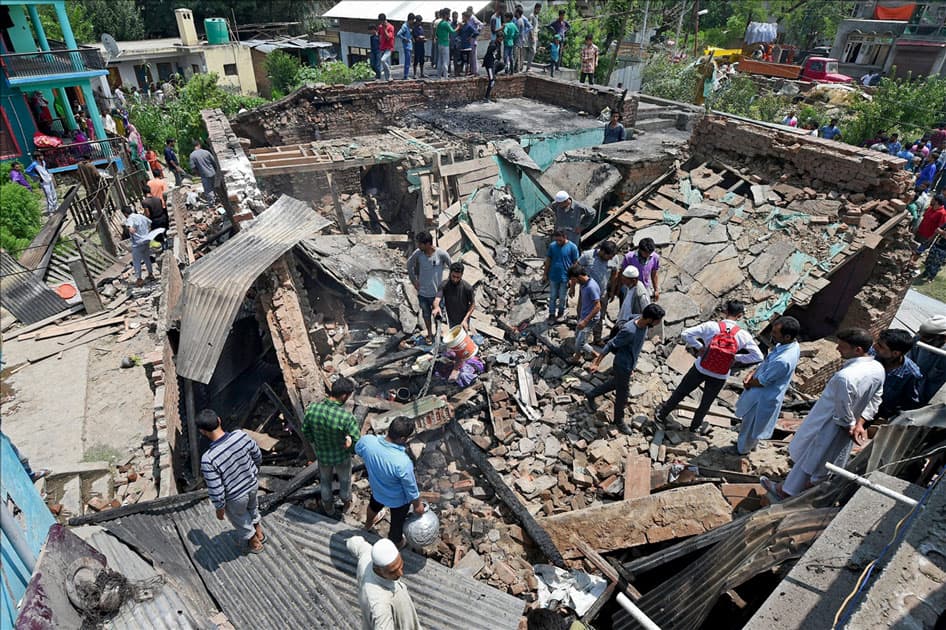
[581, 168, 675, 245]
[539, 484, 733, 559]
[3, 304, 85, 340]
[438, 156, 497, 178]
[623, 454, 652, 500]
[457, 222, 497, 271]
[342, 347, 424, 378]
[470, 315, 506, 341]
[516, 363, 538, 407]
[570, 535, 643, 601]
[33, 316, 126, 341]
[28, 326, 120, 363]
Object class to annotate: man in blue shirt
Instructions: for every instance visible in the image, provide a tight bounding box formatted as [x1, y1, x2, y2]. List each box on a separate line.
[568, 265, 601, 361]
[820, 118, 842, 140]
[588, 303, 665, 434]
[916, 153, 939, 192]
[873, 328, 923, 420]
[357, 417, 425, 546]
[543, 229, 579, 321]
[164, 138, 185, 187]
[397, 14, 414, 80]
[887, 133, 902, 157]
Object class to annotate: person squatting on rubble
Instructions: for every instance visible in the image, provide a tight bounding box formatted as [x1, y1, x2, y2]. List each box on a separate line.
[197, 410, 265, 554]
[407, 231, 452, 343]
[432, 261, 476, 330]
[346, 535, 422, 630]
[587, 303, 666, 435]
[576, 240, 620, 345]
[655, 300, 763, 434]
[303, 377, 360, 518]
[732, 316, 801, 456]
[762, 328, 883, 500]
[357, 417, 426, 548]
[543, 229, 579, 322]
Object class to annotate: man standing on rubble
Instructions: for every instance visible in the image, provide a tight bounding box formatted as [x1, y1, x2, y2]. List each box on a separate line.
[588, 303, 666, 435]
[188, 141, 218, 205]
[655, 300, 763, 434]
[613, 266, 651, 331]
[303, 377, 360, 517]
[576, 240, 619, 344]
[732, 316, 801, 455]
[358, 417, 426, 547]
[762, 328, 883, 500]
[407, 231, 452, 343]
[550, 190, 595, 245]
[567, 265, 601, 361]
[543, 229, 579, 322]
[378, 14, 395, 81]
[432, 261, 475, 330]
[197, 410, 265, 554]
[620, 237, 660, 301]
[873, 328, 923, 420]
[346, 535, 421, 630]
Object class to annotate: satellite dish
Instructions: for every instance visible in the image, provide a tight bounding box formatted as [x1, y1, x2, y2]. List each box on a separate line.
[101, 33, 121, 61]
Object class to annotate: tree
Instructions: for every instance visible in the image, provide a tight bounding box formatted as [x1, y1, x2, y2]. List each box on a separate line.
[0, 181, 43, 257]
[265, 50, 302, 96]
[80, 0, 145, 42]
[38, 3, 94, 44]
[842, 75, 946, 147]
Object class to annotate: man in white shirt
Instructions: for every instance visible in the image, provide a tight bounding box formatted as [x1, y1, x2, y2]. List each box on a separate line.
[655, 300, 763, 433]
[346, 535, 422, 630]
[26, 152, 57, 214]
[762, 328, 884, 500]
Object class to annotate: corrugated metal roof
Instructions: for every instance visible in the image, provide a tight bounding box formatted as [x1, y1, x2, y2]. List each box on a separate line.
[82, 529, 207, 629]
[176, 195, 330, 383]
[242, 37, 333, 54]
[324, 1, 492, 21]
[0, 250, 69, 324]
[271, 504, 526, 629]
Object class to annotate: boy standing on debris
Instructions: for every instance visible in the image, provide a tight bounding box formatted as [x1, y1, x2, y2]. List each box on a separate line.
[655, 300, 763, 434]
[407, 231, 452, 343]
[567, 265, 601, 361]
[303, 377, 360, 517]
[588, 303, 666, 435]
[197, 410, 265, 554]
[357, 417, 426, 547]
[732, 316, 801, 455]
[762, 328, 883, 500]
[543, 229, 579, 322]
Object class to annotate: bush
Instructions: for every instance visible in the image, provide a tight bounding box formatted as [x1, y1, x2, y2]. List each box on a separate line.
[265, 50, 302, 95]
[294, 61, 376, 87]
[0, 182, 43, 256]
[640, 54, 699, 102]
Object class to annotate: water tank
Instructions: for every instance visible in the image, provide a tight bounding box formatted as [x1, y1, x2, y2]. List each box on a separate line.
[204, 18, 229, 45]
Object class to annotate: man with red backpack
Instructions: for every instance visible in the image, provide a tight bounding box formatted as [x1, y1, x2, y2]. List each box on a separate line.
[655, 300, 763, 434]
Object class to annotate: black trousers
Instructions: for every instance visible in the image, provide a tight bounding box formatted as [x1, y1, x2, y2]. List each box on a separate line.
[581, 72, 595, 84]
[588, 364, 631, 426]
[370, 494, 411, 543]
[658, 365, 726, 430]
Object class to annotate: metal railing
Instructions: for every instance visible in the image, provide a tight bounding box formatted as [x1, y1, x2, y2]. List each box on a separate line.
[902, 24, 946, 38]
[43, 137, 127, 170]
[0, 47, 106, 80]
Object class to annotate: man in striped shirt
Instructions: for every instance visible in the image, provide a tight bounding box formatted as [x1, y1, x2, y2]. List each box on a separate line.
[198, 410, 265, 553]
[302, 377, 360, 517]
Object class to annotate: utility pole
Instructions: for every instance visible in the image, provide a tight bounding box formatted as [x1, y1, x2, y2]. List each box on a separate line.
[640, 0, 650, 46]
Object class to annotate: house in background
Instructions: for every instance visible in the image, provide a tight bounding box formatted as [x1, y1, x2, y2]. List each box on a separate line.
[831, 1, 946, 79]
[93, 8, 257, 97]
[0, 0, 111, 169]
[242, 35, 335, 98]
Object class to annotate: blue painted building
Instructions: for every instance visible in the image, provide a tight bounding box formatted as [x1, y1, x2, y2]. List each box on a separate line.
[0, 0, 109, 169]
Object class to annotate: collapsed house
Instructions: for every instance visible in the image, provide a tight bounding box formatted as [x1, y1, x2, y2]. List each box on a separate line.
[13, 75, 945, 628]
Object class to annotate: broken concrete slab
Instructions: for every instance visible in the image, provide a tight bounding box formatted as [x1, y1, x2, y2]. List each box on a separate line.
[539, 483, 733, 558]
[495, 139, 541, 172]
[659, 292, 702, 324]
[506, 297, 537, 328]
[748, 240, 796, 285]
[633, 224, 673, 247]
[679, 218, 728, 244]
[539, 161, 622, 210]
[665, 344, 694, 374]
[667, 241, 726, 271]
[370, 396, 452, 434]
[694, 257, 746, 297]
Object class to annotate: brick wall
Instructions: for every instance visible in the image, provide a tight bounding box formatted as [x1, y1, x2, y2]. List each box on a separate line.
[231, 76, 638, 147]
[201, 109, 268, 224]
[689, 116, 913, 199]
[257, 167, 363, 207]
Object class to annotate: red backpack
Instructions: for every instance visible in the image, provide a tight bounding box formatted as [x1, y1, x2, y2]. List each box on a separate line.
[701, 321, 741, 376]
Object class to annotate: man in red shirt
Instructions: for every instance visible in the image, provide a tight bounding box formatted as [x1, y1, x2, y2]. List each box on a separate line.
[913, 193, 946, 264]
[378, 13, 395, 80]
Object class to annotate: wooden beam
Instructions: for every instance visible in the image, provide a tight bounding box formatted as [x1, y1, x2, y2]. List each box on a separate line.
[570, 534, 643, 600]
[581, 168, 675, 246]
[438, 156, 497, 178]
[33, 316, 125, 341]
[3, 304, 84, 340]
[457, 222, 497, 271]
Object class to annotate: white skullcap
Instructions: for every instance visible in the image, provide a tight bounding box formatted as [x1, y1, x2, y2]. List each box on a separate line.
[371, 538, 400, 567]
[919, 315, 946, 336]
[622, 266, 640, 279]
[554, 190, 570, 203]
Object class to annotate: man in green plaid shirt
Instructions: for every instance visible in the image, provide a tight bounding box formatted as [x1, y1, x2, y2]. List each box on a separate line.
[302, 377, 360, 516]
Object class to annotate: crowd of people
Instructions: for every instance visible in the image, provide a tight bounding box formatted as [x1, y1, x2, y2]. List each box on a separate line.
[367, 2, 600, 90]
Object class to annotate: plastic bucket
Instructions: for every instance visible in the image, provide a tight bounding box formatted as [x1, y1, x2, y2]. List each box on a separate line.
[443, 325, 477, 362]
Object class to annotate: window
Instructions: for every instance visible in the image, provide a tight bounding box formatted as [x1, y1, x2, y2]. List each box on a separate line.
[0, 104, 22, 160]
[192, 64, 201, 75]
[224, 63, 238, 76]
[157, 63, 174, 81]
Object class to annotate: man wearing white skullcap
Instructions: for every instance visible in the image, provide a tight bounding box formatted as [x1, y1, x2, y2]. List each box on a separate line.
[550, 190, 595, 245]
[909, 315, 946, 405]
[613, 264, 652, 331]
[346, 535, 421, 630]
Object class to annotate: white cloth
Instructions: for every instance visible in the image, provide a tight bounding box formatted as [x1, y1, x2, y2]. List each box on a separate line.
[347, 536, 422, 630]
[103, 114, 116, 134]
[681, 319, 763, 378]
[788, 356, 884, 483]
[616, 282, 651, 327]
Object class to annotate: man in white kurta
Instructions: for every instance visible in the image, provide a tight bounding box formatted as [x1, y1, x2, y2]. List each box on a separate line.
[762, 328, 884, 499]
[347, 535, 422, 630]
[734, 316, 801, 455]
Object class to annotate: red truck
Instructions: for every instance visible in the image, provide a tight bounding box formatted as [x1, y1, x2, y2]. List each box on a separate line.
[737, 56, 853, 84]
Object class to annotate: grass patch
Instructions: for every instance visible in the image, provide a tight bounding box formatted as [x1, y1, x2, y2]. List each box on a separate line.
[83, 443, 124, 464]
[914, 270, 946, 303]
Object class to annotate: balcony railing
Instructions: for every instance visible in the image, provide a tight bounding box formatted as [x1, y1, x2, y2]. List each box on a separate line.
[902, 24, 946, 39]
[0, 47, 107, 80]
[41, 137, 129, 171]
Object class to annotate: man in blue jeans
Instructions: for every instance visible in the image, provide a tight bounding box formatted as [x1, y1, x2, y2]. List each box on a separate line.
[406, 231, 451, 342]
[397, 14, 414, 79]
[543, 229, 579, 322]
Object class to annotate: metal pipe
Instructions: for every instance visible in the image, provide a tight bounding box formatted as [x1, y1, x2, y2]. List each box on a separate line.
[616, 593, 662, 630]
[825, 463, 918, 506]
[917, 340, 946, 357]
[0, 501, 37, 573]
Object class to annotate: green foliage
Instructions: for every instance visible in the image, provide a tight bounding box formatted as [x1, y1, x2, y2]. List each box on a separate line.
[38, 3, 94, 44]
[39, 0, 144, 43]
[265, 50, 302, 95]
[0, 182, 43, 257]
[129, 73, 266, 167]
[294, 61, 376, 87]
[842, 75, 946, 147]
[706, 74, 759, 115]
[136, 0, 335, 39]
[640, 54, 699, 102]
